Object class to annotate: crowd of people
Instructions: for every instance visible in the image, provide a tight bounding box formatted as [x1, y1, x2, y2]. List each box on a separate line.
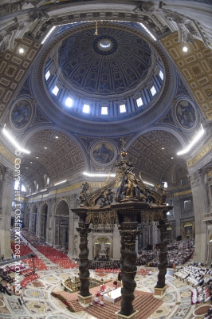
[89, 260, 120, 270]
[175, 264, 212, 305]
[136, 240, 194, 268]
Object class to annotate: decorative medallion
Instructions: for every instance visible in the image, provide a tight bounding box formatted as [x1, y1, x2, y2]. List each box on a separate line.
[175, 100, 196, 130]
[10, 99, 33, 130]
[91, 141, 117, 166]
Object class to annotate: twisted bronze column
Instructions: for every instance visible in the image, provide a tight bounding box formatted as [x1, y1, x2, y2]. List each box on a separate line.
[76, 226, 91, 297]
[155, 220, 168, 288]
[119, 226, 125, 276]
[119, 229, 140, 316]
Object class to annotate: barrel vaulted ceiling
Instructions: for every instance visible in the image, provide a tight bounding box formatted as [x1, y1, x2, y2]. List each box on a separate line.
[0, 0, 211, 192]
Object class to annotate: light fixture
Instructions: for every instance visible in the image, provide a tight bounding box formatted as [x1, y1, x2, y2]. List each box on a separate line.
[94, 21, 98, 36]
[44, 146, 47, 149]
[36, 156, 39, 159]
[177, 124, 205, 156]
[2, 126, 30, 154]
[19, 47, 24, 54]
[30, 162, 32, 164]
[171, 157, 174, 159]
[40, 188, 47, 192]
[182, 46, 188, 52]
[83, 172, 116, 177]
[161, 147, 165, 150]
[55, 136, 58, 139]
[54, 180, 67, 186]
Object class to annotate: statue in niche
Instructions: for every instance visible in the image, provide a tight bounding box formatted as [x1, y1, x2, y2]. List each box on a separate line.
[93, 143, 114, 164]
[176, 100, 196, 129]
[11, 100, 31, 129]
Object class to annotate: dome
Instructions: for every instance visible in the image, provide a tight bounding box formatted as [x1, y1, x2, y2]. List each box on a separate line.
[39, 22, 168, 127]
[57, 26, 152, 97]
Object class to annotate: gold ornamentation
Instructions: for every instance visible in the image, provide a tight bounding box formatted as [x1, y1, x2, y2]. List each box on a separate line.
[187, 136, 212, 167]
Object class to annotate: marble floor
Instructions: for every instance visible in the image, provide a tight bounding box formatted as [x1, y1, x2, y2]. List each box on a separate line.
[0, 246, 208, 319]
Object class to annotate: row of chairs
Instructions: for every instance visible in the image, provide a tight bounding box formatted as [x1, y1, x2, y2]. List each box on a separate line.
[20, 273, 39, 287]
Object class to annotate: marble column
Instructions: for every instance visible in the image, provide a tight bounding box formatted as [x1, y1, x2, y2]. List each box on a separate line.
[113, 224, 121, 259]
[0, 168, 14, 258]
[190, 170, 207, 262]
[173, 197, 181, 238]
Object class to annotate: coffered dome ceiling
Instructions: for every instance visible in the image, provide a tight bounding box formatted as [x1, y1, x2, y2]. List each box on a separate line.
[32, 21, 173, 132]
[56, 26, 152, 97]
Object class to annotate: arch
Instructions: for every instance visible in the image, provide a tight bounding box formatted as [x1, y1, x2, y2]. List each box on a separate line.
[54, 199, 69, 248]
[55, 199, 69, 216]
[126, 128, 187, 184]
[126, 126, 187, 150]
[21, 125, 89, 172]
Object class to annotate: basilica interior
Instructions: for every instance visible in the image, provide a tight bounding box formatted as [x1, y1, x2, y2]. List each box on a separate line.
[0, 0, 212, 319]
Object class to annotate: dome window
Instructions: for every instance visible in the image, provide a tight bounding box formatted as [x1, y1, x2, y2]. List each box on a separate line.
[101, 107, 108, 115]
[45, 71, 50, 81]
[52, 85, 59, 96]
[83, 104, 90, 114]
[65, 97, 73, 107]
[159, 70, 164, 80]
[136, 97, 143, 107]
[21, 184, 26, 192]
[120, 104, 126, 113]
[150, 85, 156, 96]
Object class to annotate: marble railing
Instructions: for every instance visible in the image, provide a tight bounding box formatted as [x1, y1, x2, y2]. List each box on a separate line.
[203, 213, 212, 221]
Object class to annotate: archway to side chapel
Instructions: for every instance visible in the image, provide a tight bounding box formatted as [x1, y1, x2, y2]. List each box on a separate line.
[55, 200, 69, 248]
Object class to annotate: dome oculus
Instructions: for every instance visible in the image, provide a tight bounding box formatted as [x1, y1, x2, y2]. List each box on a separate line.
[93, 35, 117, 55]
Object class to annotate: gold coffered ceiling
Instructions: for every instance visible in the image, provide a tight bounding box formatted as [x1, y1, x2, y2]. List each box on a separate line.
[128, 131, 187, 183]
[161, 32, 212, 121]
[21, 129, 85, 189]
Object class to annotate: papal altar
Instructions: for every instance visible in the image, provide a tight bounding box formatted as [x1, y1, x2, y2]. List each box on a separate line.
[103, 287, 122, 303]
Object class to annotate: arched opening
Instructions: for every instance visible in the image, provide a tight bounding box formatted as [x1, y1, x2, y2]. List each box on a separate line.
[55, 200, 69, 248]
[41, 203, 48, 240]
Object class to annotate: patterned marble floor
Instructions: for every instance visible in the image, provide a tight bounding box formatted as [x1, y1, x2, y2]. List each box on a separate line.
[0, 265, 199, 319]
